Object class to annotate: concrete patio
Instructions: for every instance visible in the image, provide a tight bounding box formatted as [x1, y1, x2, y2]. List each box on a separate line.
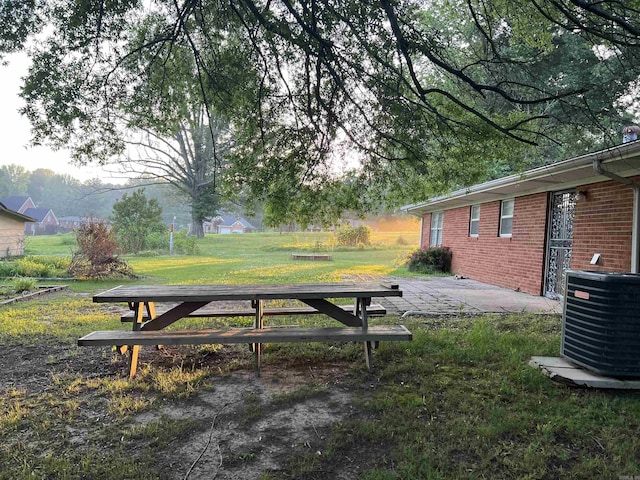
[381, 276, 562, 316]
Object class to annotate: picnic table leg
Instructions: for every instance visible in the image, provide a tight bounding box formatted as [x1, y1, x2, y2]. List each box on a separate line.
[129, 301, 152, 379]
[359, 297, 372, 370]
[145, 302, 164, 350]
[252, 299, 264, 376]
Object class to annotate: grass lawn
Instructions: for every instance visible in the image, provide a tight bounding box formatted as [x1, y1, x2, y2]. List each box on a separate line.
[2, 231, 639, 479]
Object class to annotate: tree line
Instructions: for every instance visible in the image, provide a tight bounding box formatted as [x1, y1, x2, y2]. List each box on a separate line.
[0, 164, 199, 227]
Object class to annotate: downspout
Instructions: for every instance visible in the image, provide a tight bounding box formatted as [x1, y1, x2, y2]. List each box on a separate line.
[593, 159, 640, 273]
[419, 216, 424, 248]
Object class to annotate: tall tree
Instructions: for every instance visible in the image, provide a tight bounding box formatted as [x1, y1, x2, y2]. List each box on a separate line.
[117, 111, 232, 237]
[3, 0, 640, 220]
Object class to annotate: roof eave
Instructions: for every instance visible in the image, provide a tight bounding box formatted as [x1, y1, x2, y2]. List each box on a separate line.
[403, 141, 640, 215]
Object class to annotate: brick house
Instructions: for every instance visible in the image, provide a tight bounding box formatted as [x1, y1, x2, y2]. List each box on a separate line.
[0, 196, 60, 235]
[404, 140, 640, 298]
[23, 208, 59, 235]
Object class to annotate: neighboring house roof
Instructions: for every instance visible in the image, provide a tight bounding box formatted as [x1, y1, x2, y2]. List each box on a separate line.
[23, 207, 57, 223]
[0, 202, 37, 222]
[0, 196, 32, 213]
[404, 140, 640, 214]
[217, 215, 255, 229]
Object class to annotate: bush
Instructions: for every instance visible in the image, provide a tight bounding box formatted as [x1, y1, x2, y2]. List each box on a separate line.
[146, 231, 169, 250]
[336, 224, 371, 247]
[14, 258, 52, 277]
[0, 256, 70, 278]
[0, 261, 17, 277]
[68, 219, 136, 279]
[173, 231, 199, 255]
[407, 247, 452, 274]
[12, 277, 37, 293]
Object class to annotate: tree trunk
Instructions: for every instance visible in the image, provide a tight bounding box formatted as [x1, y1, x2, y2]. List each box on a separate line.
[191, 205, 204, 238]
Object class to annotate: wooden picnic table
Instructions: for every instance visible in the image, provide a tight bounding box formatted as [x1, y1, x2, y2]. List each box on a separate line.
[80, 282, 411, 378]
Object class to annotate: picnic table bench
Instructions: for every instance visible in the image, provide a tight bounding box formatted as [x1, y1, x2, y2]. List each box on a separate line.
[78, 282, 411, 378]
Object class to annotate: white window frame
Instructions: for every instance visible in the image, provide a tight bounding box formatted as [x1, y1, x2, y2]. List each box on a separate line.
[430, 211, 443, 247]
[469, 205, 480, 237]
[499, 199, 514, 237]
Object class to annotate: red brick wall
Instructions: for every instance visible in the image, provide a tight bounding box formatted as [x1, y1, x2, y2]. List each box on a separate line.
[571, 179, 635, 272]
[421, 213, 431, 247]
[418, 176, 640, 294]
[421, 193, 549, 295]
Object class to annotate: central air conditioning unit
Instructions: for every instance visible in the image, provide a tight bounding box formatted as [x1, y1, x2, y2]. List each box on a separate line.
[561, 270, 640, 378]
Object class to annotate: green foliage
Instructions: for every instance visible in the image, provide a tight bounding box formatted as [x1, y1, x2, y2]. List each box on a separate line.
[0, 256, 70, 278]
[172, 231, 199, 255]
[336, 224, 372, 247]
[407, 247, 452, 273]
[111, 189, 166, 254]
[68, 219, 135, 279]
[12, 277, 37, 293]
[10, 0, 640, 223]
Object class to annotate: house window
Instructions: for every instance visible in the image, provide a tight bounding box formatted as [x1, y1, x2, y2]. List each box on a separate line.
[499, 199, 514, 237]
[430, 212, 443, 246]
[469, 205, 480, 237]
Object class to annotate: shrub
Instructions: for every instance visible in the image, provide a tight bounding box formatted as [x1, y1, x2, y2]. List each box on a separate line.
[12, 277, 37, 293]
[68, 219, 136, 279]
[0, 261, 17, 277]
[0, 256, 71, 278]
[146, 231, 169, 250]
[173, 231, 199, 255]
[14, 258, 52, 277]
[336, 224, 371, 247]
[407, 247, 452, 274]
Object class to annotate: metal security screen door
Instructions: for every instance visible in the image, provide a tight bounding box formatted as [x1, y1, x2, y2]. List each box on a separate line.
[544, 190, 577, 298]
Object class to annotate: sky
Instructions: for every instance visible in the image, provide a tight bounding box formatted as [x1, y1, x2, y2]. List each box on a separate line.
[0, 53, 125, 184]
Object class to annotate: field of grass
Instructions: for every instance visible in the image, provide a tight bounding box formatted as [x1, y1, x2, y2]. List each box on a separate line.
[2, 231, 640, 479]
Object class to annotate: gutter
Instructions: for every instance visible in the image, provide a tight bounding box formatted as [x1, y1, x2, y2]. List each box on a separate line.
[404, 141, 640, 214]
[593, 158, 640, 273]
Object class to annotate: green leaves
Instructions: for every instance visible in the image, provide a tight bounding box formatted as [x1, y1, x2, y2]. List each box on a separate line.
[4, 0, 640, 224]
[110, 189, 166, 253]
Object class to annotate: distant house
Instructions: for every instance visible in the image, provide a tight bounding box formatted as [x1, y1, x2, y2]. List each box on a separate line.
[58, 216, 93, 233]
[0, 196, 60, 235]
[0, 196, 36, 214]
[0, 202, 36, 257]
[23, 208, 59, 235]
[204, 215, 256, 234]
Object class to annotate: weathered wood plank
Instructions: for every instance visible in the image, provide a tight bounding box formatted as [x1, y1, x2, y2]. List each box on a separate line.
[78, 325, 413, 347]
[291, 254, 332, 261]
[120, 303, 387, 322]
[529, 356, 640, 389]
[94, 282, 403, 303]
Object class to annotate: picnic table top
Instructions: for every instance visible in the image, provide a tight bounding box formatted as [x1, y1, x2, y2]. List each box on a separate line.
[93, 282, 402, 303]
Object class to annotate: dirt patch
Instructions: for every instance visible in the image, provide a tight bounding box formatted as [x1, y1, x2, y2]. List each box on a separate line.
[143, 372, 357, 480]
[0, 339, 384, 479]
[0, 342, 117, 394]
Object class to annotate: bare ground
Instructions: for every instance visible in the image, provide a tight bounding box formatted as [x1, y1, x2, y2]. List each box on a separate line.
[0, 339, 388, 479]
